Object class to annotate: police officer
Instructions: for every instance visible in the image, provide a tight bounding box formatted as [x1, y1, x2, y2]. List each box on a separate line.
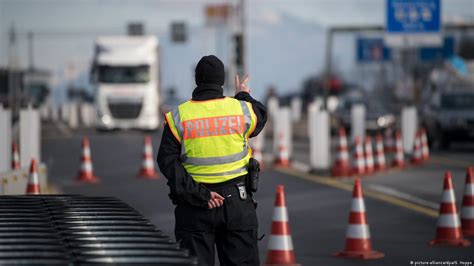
[157, 55, 267, 266]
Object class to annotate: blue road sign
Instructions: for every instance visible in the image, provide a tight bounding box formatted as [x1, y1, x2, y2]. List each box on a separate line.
[386, 0, 441, 34]
[357, 38, 391, 62]
[419, 37, 454, 62]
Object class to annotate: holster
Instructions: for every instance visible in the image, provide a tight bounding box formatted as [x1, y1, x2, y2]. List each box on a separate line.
[246, 158, 260, 193]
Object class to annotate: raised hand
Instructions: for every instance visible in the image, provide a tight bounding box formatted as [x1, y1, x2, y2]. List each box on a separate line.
[235, 74, 251, 94]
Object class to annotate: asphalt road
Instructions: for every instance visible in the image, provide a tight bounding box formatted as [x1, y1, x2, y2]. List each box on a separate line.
[42, 123, 474, 265]
[277, 137, 474, 209]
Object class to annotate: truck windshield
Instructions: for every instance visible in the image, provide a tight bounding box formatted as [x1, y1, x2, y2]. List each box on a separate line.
[441, 94, 474, 110]
[98, 65, 150, 84]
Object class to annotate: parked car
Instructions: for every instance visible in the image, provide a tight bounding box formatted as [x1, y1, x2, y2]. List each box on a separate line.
[422, 89, 474, 149]
[332, 93, 396, 133]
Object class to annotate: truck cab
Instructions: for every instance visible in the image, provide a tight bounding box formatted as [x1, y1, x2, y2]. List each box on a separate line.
[91, 36, 160, 130]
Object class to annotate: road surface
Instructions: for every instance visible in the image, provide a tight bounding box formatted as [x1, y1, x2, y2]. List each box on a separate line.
[42, 123, 474, 265]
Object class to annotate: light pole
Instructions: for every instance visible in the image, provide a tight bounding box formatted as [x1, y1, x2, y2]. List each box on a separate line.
[323, 29, 333, 110]
[28, 31, 35, 70]
[8, 25, 20, 117]
[235, 0, 246, 77]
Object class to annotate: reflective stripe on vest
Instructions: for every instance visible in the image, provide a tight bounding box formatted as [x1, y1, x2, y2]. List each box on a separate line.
[187, 165, 248, 177]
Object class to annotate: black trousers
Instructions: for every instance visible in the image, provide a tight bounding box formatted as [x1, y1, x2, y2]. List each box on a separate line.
[174, 177, 259, 266]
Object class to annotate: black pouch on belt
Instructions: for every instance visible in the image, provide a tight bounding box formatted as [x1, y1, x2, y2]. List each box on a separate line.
[246, 158, 260, 193]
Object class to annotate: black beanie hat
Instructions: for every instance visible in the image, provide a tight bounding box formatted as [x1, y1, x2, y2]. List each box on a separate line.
[195, 55, 225, 86]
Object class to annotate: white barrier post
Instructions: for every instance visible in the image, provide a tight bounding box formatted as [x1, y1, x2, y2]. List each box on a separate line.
[313, 97, 324, 110]
[89, 105, 97, 126]
[401, 106, 418, 154]
[267, 96, 279, 121]
[80, 103, 87, 127]
[272, 105, 280, 155]
[68, 102, 78, 129]
[290, 97, 302, 122]
[308, 102, 316, 138]
[351, 104, 366, 143]
[0, 106, 12, 172]
[307, 98, 323, 137]
[80, 103, 96, 127]
[273, 107, 292, 160]
[309, 109, 330, 171]
[50, 104, 59, 121]
[60, 103, 70, 122]
[40, 103, 50, 121]
[281, 107, 292, 157]
[20, 106, 40, 167]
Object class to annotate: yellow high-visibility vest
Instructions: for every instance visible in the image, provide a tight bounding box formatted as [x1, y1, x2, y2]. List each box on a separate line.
[165, 97, 257, 184]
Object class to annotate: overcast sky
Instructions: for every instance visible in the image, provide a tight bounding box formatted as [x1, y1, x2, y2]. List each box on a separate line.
[0, 0, 473, 102]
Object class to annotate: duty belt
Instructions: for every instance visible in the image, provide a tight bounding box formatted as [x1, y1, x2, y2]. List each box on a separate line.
[200, 175, 246, 190]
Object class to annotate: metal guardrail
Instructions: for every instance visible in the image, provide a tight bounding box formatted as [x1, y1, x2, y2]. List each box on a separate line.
[0, 195, 197, 265]
[0, 164, 47, 195]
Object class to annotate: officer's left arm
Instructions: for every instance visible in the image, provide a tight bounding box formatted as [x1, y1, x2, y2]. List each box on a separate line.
[234, 91, 267, 137]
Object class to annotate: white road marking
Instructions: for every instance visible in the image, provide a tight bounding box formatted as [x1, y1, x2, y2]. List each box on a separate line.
[56, 122, 73, 136]
[290, 161, 310, 173]
[367, 184, 439, 209]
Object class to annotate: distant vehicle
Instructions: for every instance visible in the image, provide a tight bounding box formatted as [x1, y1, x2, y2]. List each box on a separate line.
[90, 35, 160, 131]
[0, 68, 51, 108]
[23, 69, 51, 106]
[422, 89, 474, 149]
[332, 89, 396, 133]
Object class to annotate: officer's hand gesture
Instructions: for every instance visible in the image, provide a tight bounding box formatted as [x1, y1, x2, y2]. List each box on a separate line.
[208, 191, 225, 209]
[235, 75, 251, 94]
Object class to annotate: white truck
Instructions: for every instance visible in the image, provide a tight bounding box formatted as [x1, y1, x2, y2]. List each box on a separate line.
[91, 36, 160, 130]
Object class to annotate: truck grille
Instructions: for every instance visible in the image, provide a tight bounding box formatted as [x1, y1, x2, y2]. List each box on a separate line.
[108, 102, 142, 119]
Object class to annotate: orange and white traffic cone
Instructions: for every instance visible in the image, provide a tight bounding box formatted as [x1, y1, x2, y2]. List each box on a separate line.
[364, 136, 375, 175]
[391, 131, 405, 168]
[11, 142, 20, 170]
[275, 132, 290, 167]
[429, 171, 471, 247]
[331, 127, 351, 177]
[421, 128, 430, 161]
[352, 137, 366, 176]
[411, 130, 423, 165]
[383, 128, 395, 153]
[137, 135, 159, 179]
[461, 166, 474, 237]
[334, 178, 384, 259]
[26, 159, 41, 195]
[75, 137, 99, 183]
[265, 185, 299, 266]
[374, 133, 386, 171]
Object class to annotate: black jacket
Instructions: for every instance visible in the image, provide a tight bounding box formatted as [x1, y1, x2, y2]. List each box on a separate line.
[157, 84, 267, 208]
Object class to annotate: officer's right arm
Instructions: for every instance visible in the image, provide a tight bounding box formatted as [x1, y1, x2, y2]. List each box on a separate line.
[234, 74, 267, 138]
[157, 123, 211, 208]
